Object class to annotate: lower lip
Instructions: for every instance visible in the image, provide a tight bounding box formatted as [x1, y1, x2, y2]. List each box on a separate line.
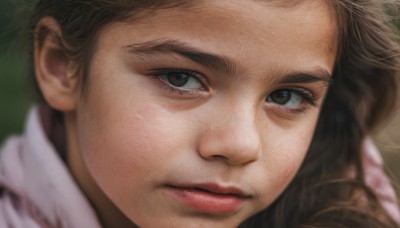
[166, 186, 245, 215]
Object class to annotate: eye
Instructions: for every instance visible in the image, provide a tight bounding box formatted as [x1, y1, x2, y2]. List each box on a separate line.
[160, 71, 203, 90]
[147, 69, 209, 96]
[267, 88, 315, 109]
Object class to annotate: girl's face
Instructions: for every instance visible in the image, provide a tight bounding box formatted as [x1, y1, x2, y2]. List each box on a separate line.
[70, 0, 337, 227]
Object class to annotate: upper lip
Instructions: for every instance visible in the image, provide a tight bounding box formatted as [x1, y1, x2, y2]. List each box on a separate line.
[167, 182, 252, 198]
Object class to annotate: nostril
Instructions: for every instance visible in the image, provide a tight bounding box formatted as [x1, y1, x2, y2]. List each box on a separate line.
[211, 155, 229, 161]
[210, 154, 257, 167]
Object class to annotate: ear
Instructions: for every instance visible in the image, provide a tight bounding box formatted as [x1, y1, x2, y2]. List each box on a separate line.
[34, 17, 80, 112]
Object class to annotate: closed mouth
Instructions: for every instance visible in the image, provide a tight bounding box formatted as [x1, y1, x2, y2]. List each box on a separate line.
[166, 183, 251, 198]
[165, 182, 252, 215]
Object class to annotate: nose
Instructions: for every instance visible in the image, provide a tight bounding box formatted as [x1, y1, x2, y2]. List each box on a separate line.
[197, 108, 262, 166]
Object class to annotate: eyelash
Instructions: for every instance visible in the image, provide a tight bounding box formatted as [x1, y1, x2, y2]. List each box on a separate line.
[147, 68, 318, 114]
[147, 69, 208, 95]
[267, 87, 317, 114]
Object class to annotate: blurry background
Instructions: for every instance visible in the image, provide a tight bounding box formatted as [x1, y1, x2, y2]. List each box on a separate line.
[0, 0, 31, 143]
[0, 1, 400, 181]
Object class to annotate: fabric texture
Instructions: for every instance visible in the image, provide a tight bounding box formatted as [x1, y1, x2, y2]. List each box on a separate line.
[362, 138, 400, 224]
[0, 107, 101, 228]
[0, 107, 398, 227]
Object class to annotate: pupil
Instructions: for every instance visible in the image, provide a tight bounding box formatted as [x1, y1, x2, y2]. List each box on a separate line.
[167, 73, 189, 87]
[271, 90, 291, 104]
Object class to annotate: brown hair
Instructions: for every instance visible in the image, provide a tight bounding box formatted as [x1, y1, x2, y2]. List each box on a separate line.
[28, 0, 400, 227]
[242, 0, 400, 227]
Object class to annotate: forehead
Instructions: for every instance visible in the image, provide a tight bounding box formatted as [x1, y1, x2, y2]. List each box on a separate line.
[98, 0, 337, 75]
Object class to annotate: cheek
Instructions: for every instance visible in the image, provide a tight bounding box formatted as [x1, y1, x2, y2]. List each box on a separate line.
[76, 101, 187, 197]
[272, 142, 306, 186]
[255, 118, 317, 207]
[276, 128, 312, 168]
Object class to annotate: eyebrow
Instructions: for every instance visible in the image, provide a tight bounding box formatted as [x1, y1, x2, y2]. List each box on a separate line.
[125, 39, 332, 85]
[274, 69, 332, 85]
[125, 39, 236, 75]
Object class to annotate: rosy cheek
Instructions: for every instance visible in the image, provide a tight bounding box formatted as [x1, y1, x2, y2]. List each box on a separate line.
[269, 132, 312, 188]
[96, 103, 185, 165]
[277, 157, 301, 187]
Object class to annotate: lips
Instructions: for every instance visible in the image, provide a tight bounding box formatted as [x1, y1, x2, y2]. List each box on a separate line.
[166, 183, 251, 215]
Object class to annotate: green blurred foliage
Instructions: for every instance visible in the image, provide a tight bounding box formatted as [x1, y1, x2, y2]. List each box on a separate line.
[0, 0, 31, 142]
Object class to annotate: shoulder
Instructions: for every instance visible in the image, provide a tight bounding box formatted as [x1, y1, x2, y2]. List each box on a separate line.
[0, 136, 25, 192]
[0, 135, 54, 228]
[362, 138, 400, 225]
[0, 107, 102, 228]
[0, 187, 54, 228]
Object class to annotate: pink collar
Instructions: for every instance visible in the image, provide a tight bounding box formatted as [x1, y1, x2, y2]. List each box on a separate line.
[0, 107, 101, 228]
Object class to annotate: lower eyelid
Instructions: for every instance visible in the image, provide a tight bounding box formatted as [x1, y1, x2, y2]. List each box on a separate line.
[265, 103, 311, 118]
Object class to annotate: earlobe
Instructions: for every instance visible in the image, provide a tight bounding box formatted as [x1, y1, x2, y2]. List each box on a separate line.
[34, 17, 80, 112]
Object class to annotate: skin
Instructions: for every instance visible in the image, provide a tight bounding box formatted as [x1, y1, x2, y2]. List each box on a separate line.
[35, 0, 337, 227]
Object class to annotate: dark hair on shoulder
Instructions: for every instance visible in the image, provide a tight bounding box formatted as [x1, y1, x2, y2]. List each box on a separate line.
[28, 0, 400, 227]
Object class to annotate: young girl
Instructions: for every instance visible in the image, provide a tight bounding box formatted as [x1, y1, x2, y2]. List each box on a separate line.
[1, 0, 400, 227]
